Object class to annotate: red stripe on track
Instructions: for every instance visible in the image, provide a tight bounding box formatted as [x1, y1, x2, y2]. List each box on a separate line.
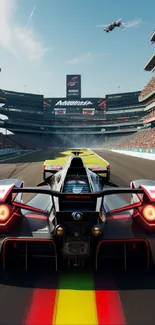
[95, 275, 126, 325]
[96, 290, 126, 325]
[25, 288, 57, 325]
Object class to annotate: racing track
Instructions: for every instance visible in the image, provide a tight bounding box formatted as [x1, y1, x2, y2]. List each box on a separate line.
[0, 149, 155, 325]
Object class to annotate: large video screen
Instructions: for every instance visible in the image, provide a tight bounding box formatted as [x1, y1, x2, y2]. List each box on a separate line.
[66, 75, 81, 98]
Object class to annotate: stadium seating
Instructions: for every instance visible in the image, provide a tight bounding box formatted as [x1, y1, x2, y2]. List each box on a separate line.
[0, 134, 22, 149]
[8, 134, 63, 149]
[105, 128, 155, 149]
[142, 110, 155, 120]
[139, 77, 155, 101]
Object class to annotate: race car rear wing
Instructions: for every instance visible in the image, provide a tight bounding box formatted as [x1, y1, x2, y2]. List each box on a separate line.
[11, 186, 143, 198]
[10, 186, 144, 215]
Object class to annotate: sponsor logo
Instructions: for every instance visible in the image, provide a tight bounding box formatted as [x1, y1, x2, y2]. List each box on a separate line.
[72, 212, 83, 221]
[68, 89, 79, 93]
[98, 100, 106, 107]
[45, 165, 61, 170]
[55, 100, 93, 106]
[65, 195, 92, 199]
[67, 76, 79, 87]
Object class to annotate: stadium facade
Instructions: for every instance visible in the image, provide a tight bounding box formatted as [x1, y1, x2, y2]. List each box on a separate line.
[0, 75, 149, 148]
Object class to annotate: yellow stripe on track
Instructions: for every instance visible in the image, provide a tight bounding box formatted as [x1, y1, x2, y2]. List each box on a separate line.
[54, 289, 98, 325]
[53, 272, 98, 325]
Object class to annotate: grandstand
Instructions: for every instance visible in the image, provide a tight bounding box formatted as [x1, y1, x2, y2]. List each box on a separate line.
[0, 68, 152, 149]
[0, 87, 147, 148]
[105, 28, 155, 150]
[144, 30, 155, 71]
[139, 29, 155, 124]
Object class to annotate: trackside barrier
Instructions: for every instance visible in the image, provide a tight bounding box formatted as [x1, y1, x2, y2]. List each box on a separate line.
[0, 149, 19, 156]
[0, 149, 42, 155]
[0, 149, 42, 162]
[0, 149, 32, 156]
[110, 148, 155, 154]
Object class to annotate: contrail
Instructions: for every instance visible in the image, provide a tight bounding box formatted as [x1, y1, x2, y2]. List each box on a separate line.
[26, 4, 36, 29]
[122, 18, 142, 29]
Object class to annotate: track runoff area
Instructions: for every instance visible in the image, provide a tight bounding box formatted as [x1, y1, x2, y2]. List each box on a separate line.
[0, 148, 155, 325]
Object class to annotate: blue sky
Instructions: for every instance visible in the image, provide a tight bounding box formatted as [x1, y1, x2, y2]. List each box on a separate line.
[0, 0, 155, 98]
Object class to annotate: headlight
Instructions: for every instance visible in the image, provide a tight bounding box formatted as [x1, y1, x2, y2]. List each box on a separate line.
[55, 225, 64, 236]
[92, 225, 101, 237]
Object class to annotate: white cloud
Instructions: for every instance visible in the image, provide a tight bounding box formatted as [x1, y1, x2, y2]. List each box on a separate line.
[67, 52, 92, 64]
[0, 0, 51, 62]
[14, 27, 51, 61]
[67, 52, 114, 64]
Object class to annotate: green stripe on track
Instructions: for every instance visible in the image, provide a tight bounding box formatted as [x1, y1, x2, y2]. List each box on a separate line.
[59, 270, 94, 290]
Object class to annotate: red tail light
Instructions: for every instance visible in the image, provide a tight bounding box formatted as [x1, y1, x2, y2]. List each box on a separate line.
[0, 204, 17, 228]
[0, 205, 11, 223]
[142, 205, 155, 223]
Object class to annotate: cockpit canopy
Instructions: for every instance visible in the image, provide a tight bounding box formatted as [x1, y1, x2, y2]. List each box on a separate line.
[69, 157, 84, 168]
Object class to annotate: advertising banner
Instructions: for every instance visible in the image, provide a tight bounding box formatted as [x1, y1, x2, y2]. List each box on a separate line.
[83, 109, 95, 115]
[44, 98, 106, 108]
[66, 75, 81, 98]
[54, 109, 66, 115]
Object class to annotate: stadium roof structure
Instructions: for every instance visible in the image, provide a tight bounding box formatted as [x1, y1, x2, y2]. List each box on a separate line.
[144, 54, 155, 72]
[144, 30, 155, 72]
[150, 30, 155, 43]
[0, 89, 6, 103]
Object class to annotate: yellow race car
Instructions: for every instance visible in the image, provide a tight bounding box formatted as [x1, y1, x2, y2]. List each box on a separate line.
[42, 150, 110, 186]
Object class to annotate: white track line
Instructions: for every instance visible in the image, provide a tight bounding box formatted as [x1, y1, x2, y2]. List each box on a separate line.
[91, 149, 110, 165]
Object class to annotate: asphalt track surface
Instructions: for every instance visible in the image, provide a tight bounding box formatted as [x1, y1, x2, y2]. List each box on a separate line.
[95, 149, 155, 187]
[0, 149, 155, 325]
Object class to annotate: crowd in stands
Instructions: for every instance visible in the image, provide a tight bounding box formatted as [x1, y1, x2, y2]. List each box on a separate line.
[141, 109, 155, 121]
[0, 134, 23, 149]
[105, 128, 155, 149]
[139, 77, 155, 101]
